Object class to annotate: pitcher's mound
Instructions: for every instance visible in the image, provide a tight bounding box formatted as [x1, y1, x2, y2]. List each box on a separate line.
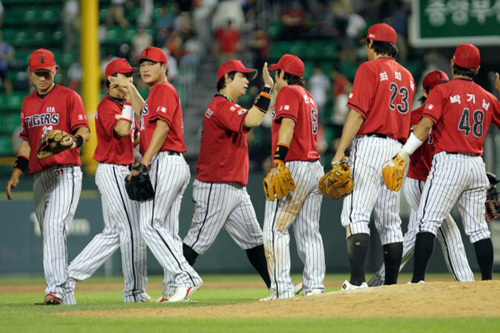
[69, 281, 500, 318]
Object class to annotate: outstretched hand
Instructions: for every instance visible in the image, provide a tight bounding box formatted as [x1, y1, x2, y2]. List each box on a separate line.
[262, 62, 274, 88]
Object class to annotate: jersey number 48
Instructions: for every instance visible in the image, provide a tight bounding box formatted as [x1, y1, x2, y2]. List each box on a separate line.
[459, 108, 484, 138]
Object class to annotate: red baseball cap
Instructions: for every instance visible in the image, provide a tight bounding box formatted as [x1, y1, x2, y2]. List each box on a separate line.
[453, 43, 481, 69]
[29, 48, 57, 72]
[217, 60, 258, 81]
[361, 23, 397, 44]
[105, 58, 135, 78]
[268, 54, 305, 77]
[423, 70, 449, 90]
[138, 46, 168, 65]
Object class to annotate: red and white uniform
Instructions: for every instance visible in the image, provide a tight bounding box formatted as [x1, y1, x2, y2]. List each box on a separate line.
[341, 58, 415, 245]
[19, 84, 88, 300]
[20, 85, 87, 173]
[417, 79, 500, 242]
[369, 105, 474, 286]
[196, 95, 251, 185]
[65, 96, 150, 304]
[139, 82, 202, 296]
[407, 106, 433, 180]
[183, 95, 264, 261]
[139, 82, 186, 155]
[263, 85, 326, 299]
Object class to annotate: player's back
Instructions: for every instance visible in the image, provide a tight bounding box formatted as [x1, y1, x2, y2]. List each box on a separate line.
[351, 58, 415, 141]
[423, 79, 500, 155]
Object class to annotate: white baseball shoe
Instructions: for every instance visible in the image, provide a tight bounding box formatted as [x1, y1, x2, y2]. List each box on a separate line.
[293, 282, 304, 295]
[167, 284, 201, 303]
[305, 289, 324, 296]
[341, 280, 368, 291]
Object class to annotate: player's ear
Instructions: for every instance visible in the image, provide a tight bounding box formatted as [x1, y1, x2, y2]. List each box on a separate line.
[475, 65, 480, 75]
[225, 73, 233, 84]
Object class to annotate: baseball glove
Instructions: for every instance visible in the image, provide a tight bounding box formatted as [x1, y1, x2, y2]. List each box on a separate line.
[382, 153, 408, 192]
[485, 172, 500, 222]
[263, 161, 296, 201]
[125, 162, 155, 202]
[37, 129, 76, 159]
[318, 157, 353, 200]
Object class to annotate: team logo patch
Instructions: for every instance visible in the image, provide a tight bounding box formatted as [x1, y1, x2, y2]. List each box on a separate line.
[238, 108, 248, 115]
[204, 108, 214, 118]
[158, 106, 167, 113]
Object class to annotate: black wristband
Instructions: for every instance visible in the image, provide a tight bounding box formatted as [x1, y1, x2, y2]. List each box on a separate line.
[14, 155, 29, 173]
[75, 135, 84, 148]
[273, 143, 289, 162]
[254, 89, 272, 113]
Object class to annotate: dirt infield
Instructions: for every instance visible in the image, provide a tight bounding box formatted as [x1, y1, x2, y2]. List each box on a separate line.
[59, 280, 500, 319]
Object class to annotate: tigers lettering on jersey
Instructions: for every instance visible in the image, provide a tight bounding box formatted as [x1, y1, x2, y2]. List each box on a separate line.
[347, 58, 415, 141]
[422, 79, 500, 155]
[24, 113, 60, 128]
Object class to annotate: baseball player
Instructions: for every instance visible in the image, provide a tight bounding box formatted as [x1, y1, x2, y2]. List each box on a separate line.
[369, 70, 474, 286]
[389, 44, 499, 283]
[261, 54, 326, 300]
[64, 58, 151, 304]
[331, 23, 415, 289]
[5, 49, 90, 305]
[111, 46, 202, 302]
[182, 60, 274, 289]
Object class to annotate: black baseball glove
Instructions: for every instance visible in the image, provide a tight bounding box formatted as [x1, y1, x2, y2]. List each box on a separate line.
[125, 162, 155, 202]
[485, 172, 500, 222]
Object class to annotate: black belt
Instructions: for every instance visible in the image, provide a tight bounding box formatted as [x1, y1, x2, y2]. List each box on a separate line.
[365, 133, 403, 145]
[445, 152, 480, 156]
[165, 151, 181, 156]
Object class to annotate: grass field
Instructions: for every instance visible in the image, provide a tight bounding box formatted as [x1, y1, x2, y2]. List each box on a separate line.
[1, 274, 499, 333]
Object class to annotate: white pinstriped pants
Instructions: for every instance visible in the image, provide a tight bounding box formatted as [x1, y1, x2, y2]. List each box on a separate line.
[67, 163, 149, 302]
[341, 136, 404, 245]
[34, 165, 82, 297]
[183, 180, 263, 255]
[263, 160, 325, 299]
[140, 152, 202, 293]
[417, 152, 491, 243]
[373, 177, 474, 283]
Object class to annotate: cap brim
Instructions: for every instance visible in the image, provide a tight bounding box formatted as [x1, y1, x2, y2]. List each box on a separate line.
[242, 69, 258, 81]
[268, 64, 280, 71]
[136, 57, 165, 65]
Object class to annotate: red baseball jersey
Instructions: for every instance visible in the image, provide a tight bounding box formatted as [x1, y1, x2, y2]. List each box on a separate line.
[94, 96, 135, 165]
[19, 85, 88, 174]
[196, 95, 251, 185]
[347, 58, 415, 141]
[407, 105, 434, 181]
[422, 79, 500, 155]
[139, 82, 186, 155]
[272, 85, 320, 161]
